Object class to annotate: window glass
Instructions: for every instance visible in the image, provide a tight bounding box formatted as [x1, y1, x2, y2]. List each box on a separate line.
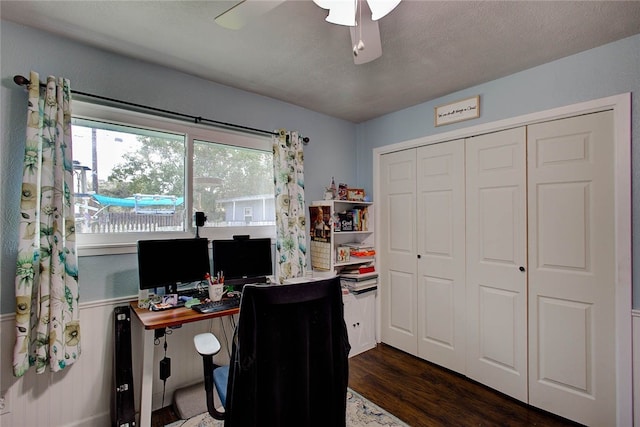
[72, 118, 186, 235]
[193, 140, 274, 227]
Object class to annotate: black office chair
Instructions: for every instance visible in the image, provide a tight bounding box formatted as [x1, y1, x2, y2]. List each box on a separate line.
[194, 276, 351, 427]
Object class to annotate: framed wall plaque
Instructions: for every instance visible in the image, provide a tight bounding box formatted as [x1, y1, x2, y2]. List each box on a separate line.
[434, 95, 480, 127]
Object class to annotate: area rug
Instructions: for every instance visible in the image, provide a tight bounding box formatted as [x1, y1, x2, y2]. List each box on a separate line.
[165, 388, 408, 427]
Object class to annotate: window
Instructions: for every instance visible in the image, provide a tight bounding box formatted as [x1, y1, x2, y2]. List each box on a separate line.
[192, 140, 273, 228]
[72, 119, 186, 234]
[71, 102, 275, 255]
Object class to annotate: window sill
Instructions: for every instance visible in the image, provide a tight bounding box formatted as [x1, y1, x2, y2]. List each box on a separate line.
[78, 242, 138, 257]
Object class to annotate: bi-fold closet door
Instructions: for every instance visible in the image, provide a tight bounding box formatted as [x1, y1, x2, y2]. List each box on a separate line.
[380, 111, 616, 425]
[525, 112, 615, 424]
[465, 127, 528, 401]
[379, 140, 466, 374]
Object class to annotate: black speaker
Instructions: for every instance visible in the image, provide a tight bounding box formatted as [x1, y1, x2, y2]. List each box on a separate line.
[194, 211, 206, 226]
[112, 305, 136, 427]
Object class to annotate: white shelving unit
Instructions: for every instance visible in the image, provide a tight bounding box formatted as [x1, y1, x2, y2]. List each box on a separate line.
[309, 200, 374, 276]
[342, 289, 376, 357]
[310, 199, 377, 357]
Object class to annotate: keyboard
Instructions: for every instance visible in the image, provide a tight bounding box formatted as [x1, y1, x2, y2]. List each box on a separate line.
[191, 297, 241, 314]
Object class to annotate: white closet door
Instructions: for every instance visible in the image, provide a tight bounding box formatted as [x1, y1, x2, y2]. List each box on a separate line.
[416, 141, 466, 373]
[380, 149, 418, 354]
[527, 111, 616, 425]
[466, 127, 528, 402]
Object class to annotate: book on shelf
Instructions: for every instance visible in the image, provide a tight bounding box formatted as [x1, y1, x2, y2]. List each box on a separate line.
[342, 277, 378, 292]
[345, 265, 375, 274]
[340, 270, 378, 280]
[335, 206, 370, 232]
[349, 285, 377, 294]
[349, 206, 369, 231]
[340, 261, 375, 275]
[341, 277, 377, 288]
[341, 243, 374, 250]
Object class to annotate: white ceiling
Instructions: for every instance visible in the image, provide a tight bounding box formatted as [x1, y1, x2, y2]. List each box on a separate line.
[3, 0, 640, 123]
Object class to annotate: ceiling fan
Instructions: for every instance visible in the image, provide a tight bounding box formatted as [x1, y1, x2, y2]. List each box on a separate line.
[214, 0, 401, 65]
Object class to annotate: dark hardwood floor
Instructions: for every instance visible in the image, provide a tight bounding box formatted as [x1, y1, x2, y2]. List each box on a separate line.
[153, 343, 582, 426]
[349, 344, 581, 427]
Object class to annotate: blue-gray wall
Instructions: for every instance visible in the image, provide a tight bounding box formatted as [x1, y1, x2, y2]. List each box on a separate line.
[1, 20, 638, 313]
[356, 34, 640, 309]
[0, 20, 356, 313]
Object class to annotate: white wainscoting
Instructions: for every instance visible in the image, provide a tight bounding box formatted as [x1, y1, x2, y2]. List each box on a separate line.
[2, 300, 637, 426]
[0, 297, 233, 427]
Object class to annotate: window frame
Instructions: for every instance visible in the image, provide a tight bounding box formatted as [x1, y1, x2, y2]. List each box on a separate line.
[72, 101, 276, 256]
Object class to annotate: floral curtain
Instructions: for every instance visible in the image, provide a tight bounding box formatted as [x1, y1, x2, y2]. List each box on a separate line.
[272, 129, 306, 283]
[13, 71, 80, 377]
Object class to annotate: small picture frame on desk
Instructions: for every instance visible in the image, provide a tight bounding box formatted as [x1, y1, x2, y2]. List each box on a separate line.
[162, 294, 178, 306]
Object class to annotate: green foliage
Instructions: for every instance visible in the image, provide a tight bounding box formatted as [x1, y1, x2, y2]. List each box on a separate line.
[107, 135, 184, 196]
[193, 140, 272, 220]
[193, 140, 272, 197]
[102, 136, 273, 220]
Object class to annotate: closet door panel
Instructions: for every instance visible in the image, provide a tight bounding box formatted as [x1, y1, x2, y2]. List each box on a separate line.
[466, 127, 528, 403]
[380, 149, 418, 354]
[527, 111, 616, 425]
[416, 141, 466, 373]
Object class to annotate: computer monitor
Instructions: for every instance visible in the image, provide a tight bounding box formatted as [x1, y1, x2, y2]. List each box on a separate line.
[137, 238, 211, 294]
[211, 237, 273, 286]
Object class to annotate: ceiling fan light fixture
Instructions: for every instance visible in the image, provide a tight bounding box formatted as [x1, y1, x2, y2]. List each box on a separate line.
[313, 0, 400, 26]
[368, 0, 401, 21]
[325, 1, 357, 26]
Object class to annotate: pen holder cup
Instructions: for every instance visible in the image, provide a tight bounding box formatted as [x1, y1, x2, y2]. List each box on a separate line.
[209, 283, 224, 301]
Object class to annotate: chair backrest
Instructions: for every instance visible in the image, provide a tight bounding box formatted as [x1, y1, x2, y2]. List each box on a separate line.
[224, 276, 350, 427]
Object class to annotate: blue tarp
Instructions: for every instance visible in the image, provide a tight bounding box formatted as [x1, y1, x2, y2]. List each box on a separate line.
[92, 194, 184, 208]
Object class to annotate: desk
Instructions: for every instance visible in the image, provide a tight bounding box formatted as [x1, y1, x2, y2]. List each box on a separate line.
[130, 301, 239, 427]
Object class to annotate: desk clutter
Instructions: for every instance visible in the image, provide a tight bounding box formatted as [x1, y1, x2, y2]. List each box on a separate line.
[138, 270, 242, 313]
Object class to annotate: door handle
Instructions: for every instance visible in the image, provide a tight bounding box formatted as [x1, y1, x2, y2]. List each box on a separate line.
[519, 266, 525, 272]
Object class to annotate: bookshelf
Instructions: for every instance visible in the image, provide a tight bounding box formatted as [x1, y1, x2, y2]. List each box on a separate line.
[309, 200, 374, 276]
[309, 199, 377, 357]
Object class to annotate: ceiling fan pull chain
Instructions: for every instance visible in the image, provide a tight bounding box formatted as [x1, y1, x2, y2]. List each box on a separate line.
[353, 0, 365, 56]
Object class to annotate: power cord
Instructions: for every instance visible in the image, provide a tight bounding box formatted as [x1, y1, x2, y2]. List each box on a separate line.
[158, 330, 171, 408]
[221, 317, 231, 359]
[212, 315, 237, 360]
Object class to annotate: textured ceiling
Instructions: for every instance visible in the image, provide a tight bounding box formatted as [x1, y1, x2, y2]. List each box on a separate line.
[3, 0, 640, 123]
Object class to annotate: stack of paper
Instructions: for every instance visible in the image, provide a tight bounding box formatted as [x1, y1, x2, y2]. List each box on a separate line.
[340, 270, 378, 293]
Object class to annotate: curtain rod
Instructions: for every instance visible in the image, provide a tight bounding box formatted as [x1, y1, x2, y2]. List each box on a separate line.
[13, 74, 297, 139]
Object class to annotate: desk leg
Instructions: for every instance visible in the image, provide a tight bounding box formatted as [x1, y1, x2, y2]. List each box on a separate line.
[139, 326, 155, 427]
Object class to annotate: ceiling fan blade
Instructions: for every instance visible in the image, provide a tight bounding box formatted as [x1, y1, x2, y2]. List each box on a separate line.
[215, 0, 286, 30]
[349, 13, 382, 64]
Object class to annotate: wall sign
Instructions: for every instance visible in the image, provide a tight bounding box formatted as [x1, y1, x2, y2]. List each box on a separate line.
[434, 95, 480, 127]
